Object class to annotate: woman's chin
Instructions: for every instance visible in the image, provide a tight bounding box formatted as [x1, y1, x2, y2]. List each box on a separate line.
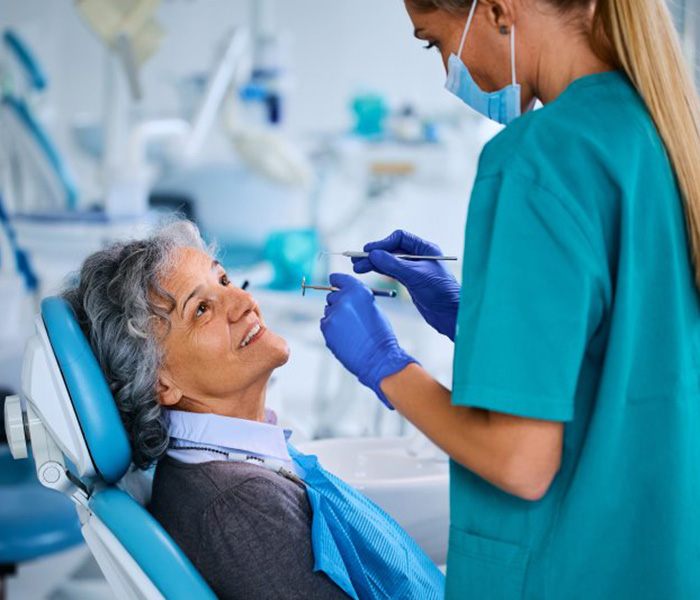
[271, 335, 291, 367]
[252, 329, 290, 368]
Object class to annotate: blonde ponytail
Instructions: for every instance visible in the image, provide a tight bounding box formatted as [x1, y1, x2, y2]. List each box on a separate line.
[593, 0, 700, 288]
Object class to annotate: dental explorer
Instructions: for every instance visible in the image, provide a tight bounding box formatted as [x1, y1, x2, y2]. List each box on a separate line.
[326, 251, 458, 261]
[301, 277, 397, 298]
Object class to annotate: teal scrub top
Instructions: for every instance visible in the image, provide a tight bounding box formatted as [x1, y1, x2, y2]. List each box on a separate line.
[449, 71, 700, 599]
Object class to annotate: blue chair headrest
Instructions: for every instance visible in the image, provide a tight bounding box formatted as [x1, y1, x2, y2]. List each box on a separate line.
[41, 297, 131, 483]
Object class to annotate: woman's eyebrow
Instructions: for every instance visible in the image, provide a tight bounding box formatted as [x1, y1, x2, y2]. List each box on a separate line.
[181, 260, 220, 316]
[181, 285, 203, 317]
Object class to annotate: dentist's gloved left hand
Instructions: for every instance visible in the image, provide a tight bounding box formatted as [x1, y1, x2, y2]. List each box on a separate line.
[320, 273, 417, 409]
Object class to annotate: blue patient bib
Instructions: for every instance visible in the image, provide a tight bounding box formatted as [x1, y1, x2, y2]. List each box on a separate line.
[288, 445, 445, 600]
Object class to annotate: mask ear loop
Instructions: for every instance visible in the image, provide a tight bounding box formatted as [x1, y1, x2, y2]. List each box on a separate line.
[458, 1, 517, 86]
[457, 0, 479, 59]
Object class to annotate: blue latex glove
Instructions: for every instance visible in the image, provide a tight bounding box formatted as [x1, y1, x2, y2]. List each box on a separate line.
[352, 230, 461, 340]
[320, 273, 417, 409]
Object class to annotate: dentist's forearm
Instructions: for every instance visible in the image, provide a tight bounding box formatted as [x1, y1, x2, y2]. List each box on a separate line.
[380, 364, 563, 501]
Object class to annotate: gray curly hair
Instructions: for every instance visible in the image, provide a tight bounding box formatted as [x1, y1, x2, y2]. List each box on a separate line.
[62, 220, 209, 469]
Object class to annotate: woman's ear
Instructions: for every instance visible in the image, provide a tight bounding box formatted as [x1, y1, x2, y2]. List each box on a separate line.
[157, 371, 183, 407]
[481, 0, 515, 31]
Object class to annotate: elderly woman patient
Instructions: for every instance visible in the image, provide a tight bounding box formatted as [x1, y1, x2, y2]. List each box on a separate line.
[63, 220, 443, 600]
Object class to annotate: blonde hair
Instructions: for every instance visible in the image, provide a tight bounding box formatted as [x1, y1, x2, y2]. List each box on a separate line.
[591, 0, 700, 288]
[409, 0, 700, 288]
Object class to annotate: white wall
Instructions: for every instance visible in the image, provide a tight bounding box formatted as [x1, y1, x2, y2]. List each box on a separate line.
[3, 0, 699, 136]
[1, 0, 461, 137]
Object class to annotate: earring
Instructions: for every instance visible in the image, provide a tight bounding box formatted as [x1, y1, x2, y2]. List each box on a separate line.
[499, 25, 509, 35]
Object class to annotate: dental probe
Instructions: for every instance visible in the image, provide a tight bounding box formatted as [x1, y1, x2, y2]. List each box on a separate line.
[327, 251, 458, 261]
[301, 277, 397, 298]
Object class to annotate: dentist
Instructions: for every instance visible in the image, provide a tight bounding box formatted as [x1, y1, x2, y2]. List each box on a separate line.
[321, 0, 700, 597]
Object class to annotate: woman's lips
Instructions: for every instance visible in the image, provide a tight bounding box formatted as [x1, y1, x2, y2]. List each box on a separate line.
[243, 327, 266, 348]
[239, 322, 266, 348]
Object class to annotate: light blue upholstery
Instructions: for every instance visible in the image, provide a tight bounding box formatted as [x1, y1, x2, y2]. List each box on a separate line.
[0, 446, 82, 564]
[90, 489, 216, 600]
[41, 297, 131, 483]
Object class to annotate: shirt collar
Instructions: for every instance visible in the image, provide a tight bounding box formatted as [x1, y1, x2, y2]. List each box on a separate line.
[166, 409, 292, 464]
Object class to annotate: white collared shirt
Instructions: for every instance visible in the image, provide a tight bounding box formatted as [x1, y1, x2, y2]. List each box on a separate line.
[166, 409, 294, 469]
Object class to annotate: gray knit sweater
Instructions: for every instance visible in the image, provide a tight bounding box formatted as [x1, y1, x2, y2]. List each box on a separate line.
[148, 456, 348, 599]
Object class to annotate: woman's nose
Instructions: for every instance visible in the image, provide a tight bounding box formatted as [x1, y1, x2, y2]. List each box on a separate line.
[224, 288, 255, 322]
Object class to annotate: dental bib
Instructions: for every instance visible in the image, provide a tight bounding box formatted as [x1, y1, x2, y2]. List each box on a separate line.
[288, 445, 444, 599]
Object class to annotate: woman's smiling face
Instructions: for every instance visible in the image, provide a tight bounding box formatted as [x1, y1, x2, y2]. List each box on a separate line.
[155, 247, 289, 414]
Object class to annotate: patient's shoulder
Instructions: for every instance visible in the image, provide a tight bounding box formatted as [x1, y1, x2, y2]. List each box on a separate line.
[152, 457, 307, 513]
[149, 459, 313, 581]
[174, 463, 346, 599]
[152, 458, 309, 520]
[201, 461, 310, 522]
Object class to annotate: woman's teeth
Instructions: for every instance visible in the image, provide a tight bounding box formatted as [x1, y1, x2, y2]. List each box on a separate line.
[240, 323, 261, 348]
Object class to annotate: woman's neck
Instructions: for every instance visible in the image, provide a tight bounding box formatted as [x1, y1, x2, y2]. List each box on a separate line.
[175, 379, 268, 422]
[521, 10, 615, 105]
[534, 45, 614, 104]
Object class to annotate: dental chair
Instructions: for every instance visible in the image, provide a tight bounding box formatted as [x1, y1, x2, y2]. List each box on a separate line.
[3, 297, 217, 600]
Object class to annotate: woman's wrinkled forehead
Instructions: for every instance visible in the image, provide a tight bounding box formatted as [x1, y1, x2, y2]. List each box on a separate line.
[160, 247, 216, 294]
[149, 246, 216, 321]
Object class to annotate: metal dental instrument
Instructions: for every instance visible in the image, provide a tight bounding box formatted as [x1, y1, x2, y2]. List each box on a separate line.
[326, 251, 458, 261]
[301, 277, 397, 298]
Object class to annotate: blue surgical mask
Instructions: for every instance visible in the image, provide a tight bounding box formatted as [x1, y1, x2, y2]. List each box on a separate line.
[445, 0, 522, 125]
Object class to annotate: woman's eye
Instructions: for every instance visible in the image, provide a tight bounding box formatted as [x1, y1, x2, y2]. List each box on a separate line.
[220, 273, 230, 286]
[424, 41, 439, 52]
[195, 302, 208, 318]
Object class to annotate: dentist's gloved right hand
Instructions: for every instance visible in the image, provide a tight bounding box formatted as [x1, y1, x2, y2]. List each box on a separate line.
[320, 274, 417, 409]
[352, 230, 461, 341]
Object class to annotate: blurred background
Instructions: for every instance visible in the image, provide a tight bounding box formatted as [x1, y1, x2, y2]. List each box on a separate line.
[0, 0, 697, 597]
[0, 0, 502, 442]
